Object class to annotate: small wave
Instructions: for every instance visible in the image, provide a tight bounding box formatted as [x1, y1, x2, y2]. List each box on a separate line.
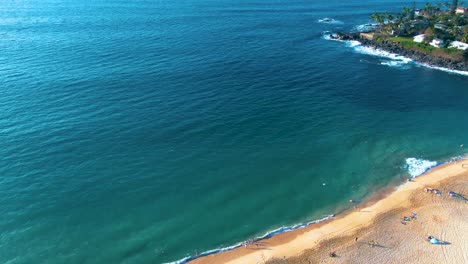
[380, 60, 411, 69]
[352, 23, 377, 32]
[346, 40, 361, 47]
[318, 18, 343, 24]
[352, 43, 413, 64]
[405, 158, 437, 178]
[323, 35, 407, 64]
[355, 44, 468, 75]
[321, 32, 337, 41]
[166, 215, 334, 264]
[416, 63, 468, 76]
[324, 36, 468, 76]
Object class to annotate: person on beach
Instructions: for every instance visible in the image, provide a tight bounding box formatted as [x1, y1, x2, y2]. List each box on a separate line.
[424, 188, 433, 193]
[427, 236, 440, 244]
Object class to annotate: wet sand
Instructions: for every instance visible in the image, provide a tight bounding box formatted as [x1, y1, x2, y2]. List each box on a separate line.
[190, 159, 468, 264]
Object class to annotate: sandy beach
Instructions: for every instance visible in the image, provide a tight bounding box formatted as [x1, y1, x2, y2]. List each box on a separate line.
[191, 159, 468, 264]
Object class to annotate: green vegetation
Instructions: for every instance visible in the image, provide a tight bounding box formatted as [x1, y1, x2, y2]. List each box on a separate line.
[388, 36, 437, 52]
[369, 1, 467, 49]
[388, 36, 464, 57]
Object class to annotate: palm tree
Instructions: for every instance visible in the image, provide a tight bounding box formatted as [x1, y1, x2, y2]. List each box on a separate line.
[410, 1, 416, 20]
[444, 2, 452, 10]
[384, 12, 393, 23]
[370, 13, 385, 25]
[402, 6, 411, 19]
[370, 13, 386, 33]
[462, 33, 468, 43]
[451, 0, 459, 14]
[395, 12, 404, 23]
[423, 3, 434, 17]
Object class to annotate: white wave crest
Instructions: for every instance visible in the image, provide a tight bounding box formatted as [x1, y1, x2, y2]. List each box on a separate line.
[318, 18, 343, 24]
[352, 43, 413, 64]
[417, 63, 468, 76]
[353, 23, 377, 32]
[380, 60, 411, 69]
[346, 40, 361, 47]
[322, 31, 468, 76]
[256, 215, 334, 240]
[321, 32, 334, 41]
[166, 215, 334, 264]
[405, 158, 437, 178]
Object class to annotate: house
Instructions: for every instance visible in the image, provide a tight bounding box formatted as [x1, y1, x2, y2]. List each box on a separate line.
[359, 32, 374, 40]
[430, 38, 444, 48]
[434, 24, 448, 31]
[449, 41, 468, 50]
[455, 7, 467, 14]
[413, 34, 426, 43]
[414, 9, 421, 16]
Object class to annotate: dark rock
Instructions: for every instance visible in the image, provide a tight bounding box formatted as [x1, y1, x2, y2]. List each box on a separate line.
[342, 33, 467, 71]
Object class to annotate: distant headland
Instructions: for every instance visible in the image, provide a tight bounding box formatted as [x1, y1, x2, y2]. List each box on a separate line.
[332, 1, 468, 71]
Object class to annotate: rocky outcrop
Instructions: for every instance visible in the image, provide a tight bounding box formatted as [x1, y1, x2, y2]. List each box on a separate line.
[332, 33, 467, 72]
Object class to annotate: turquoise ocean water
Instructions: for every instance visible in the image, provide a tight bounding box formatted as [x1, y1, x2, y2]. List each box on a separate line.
[1, 0, 467, 263]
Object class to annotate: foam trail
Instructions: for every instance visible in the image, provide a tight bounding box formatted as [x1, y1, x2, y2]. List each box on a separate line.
[405, 158, 437, 178]
[323, 36, 468, 75]
[352, 43, 412, 64]
[417, 63, 468, 76]
[380, 60, 411, 69]
[318, 18, 343, 24]
[353, 23, 377, 32]
[166, 215, 334, 264]
[321, 32, 340, 41]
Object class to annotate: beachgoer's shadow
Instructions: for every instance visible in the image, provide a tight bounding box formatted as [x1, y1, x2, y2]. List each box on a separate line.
[437, 241, 451, 245]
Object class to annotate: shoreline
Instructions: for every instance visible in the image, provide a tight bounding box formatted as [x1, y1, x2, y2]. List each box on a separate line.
[187, 158, 468, 264]
[331, 32, 468, 72]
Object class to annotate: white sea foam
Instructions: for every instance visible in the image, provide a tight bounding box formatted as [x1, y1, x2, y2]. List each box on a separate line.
[318, 18, 343, 24]
[417, 63, 468, 76]
[380, 60, 411, 69]
[353, 23, 377, 32]
[348, 40, 468, 75]
[405, 158, 438, 178]
[352, 43, 413, 64]
[323, 34, 468, 75]
[321, 32, 334, 41]
[166, 215, 334, 264]
[347, 40, 361, 47]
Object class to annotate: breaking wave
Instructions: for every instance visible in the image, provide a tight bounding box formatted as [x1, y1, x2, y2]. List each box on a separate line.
[166, 215, 334, 264]
[417, 63, 468, 76]
[352, 23, 377, 32]
[318, 18, 343, 24]
[405, 158, 438, 178]
[323, 35, 468, 75]
[351, 42, 413, 64]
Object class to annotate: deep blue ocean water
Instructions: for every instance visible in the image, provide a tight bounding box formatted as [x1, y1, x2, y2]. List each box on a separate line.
[1, 0, 467, 263]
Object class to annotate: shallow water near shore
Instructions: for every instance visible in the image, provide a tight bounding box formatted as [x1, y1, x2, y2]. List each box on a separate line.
[1, 0, 468, 263]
